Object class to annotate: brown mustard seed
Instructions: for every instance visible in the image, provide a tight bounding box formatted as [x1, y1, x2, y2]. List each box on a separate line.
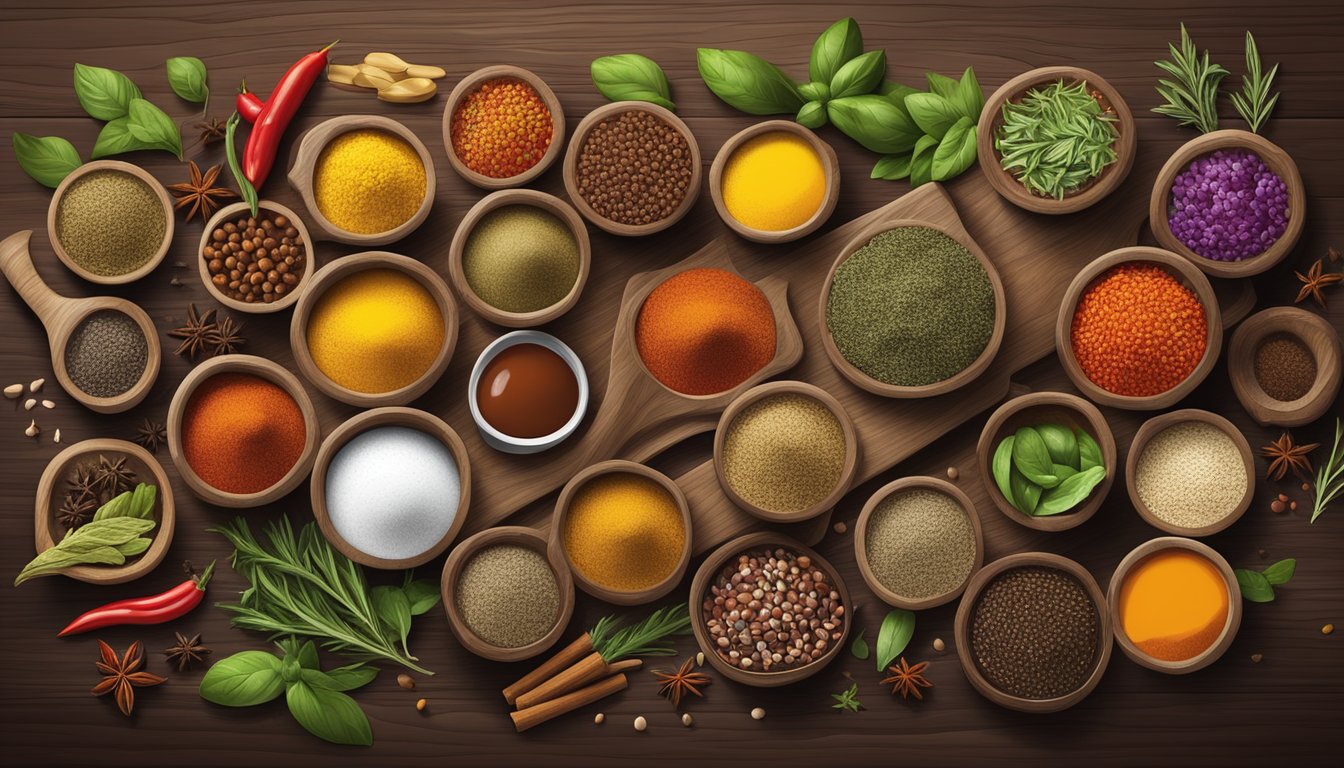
[204, 211, 306, 304]
[1250, 653, 1263, 663]
[1270, 499, 1286, 514]
[833, 521, 847, 535]
[575, 109, 693, 226]
[946, 466, 959, 481]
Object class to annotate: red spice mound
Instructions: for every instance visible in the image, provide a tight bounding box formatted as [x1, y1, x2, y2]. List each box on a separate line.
[181, 372, 306, 494]
[450, 77, 553, 179]
[1070, 263, 1207, 397]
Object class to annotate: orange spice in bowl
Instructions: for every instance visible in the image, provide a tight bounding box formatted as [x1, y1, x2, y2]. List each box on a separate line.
[450, 78, 554, 180]
[180, 372, 306, 494]
[1118, 548, 1230, 662]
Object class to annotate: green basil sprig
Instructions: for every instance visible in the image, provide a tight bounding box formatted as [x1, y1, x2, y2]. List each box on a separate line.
[1235, 559, 1295, 603]
[809, 17, 863, 85]
[166, 56, 209, 109]
[73, 62, 142, 121]
[875, 608, 915, 672]
[11, 133, 81, 188]
[992, 425, 1106, 517]
[591, 53, 674, 110]
[126, 98, 183, 159]
[696, 48, 804, 115]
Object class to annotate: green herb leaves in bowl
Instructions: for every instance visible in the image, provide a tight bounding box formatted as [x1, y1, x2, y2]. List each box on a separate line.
[995, 80, 1119, 200]
[992, 425, 1106, 517]
[15, 483, 158, 585]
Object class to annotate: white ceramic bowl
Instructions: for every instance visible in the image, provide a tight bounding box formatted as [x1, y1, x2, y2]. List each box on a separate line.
[468, 330, 589, 454]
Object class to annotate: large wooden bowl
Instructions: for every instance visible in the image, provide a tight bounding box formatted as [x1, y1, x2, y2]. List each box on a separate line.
[441, 65, 566, 190]
[1125, 409, 1254, 537]
[708, 120, 840, 243]
[196, 200, 315, 314]
[46, 160, 174, 284]
[1227, 306, 1342, 427]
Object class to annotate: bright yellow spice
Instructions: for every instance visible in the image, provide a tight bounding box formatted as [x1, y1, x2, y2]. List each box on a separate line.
[314, 129, 427, 234]
[562, 473, 685, 593]
[721, 131, 826, 232]
[305, 269, 445, 394]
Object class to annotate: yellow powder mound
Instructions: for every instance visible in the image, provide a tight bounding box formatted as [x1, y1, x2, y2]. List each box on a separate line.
[1119, 549, 1229, 662]
[722, 131, 825, 232]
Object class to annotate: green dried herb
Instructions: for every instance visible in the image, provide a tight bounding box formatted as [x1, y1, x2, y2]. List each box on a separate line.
[1229, 32, 1279, 133]
[831, 682, 862, 713]
[15, 515, 155, 585]
[996, 79, 1119, 199]
[1235, 558, 1296, 603]
[875, 609, 914, 672]
[1310, 418, 1343, 523]
[1153, 23, 1228, 133]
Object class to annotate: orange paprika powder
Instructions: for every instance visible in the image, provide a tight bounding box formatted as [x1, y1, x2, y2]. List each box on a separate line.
[181, 372, 306, 494]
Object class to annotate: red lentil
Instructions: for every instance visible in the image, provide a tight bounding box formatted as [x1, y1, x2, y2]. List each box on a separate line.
[450, 78, 553, 179]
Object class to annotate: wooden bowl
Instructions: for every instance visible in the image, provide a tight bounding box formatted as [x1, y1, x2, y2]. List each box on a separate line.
[32, 439, 175, 584]
[1149, 129, 1305, 278]
[954, 552, 1113, 713]
[712, 380, 859, 523]
[1227, 306, 1342, 427]
[310, 407, 471, 569]
[1107, 536, 1242, 674]
[689, 532, 851, 687]
[46, 160, 174, 284]
[447, 189, 591, 328]
[708, 120, 840, 243]
[854, 476, 984, 610]
[196, 200, 314, 314]
[441, 65, 566, 190]
[550, 460, 691, 605]
[467, 330, 589, 454]
[562, 101, 702, 237]
[441, 525, 575, 662]
[166, 354, 320, 508]
[287, 115, 436, 246]
[974, 391, 1118, 532]
[977, 67, 1136, 215]
[818, 218, 1007, 398]
[1125, 409, 1254, 537]
[1055, 246, 1222, 410]
[289, 251, 459, 408]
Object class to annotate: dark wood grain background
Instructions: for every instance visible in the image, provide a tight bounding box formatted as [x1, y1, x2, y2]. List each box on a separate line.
[1, 1, 1340, 766]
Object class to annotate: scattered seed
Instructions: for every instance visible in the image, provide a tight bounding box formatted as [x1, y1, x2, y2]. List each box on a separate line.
[1302, 482, 1311, 492]
[1270, 499, 1286, 514]
[54, 428, 61, 443]
[751, 707, 765, 720]
[946, 466, 959, 481]
[1250, 653, 1263, 663]
[29, 378, 44, 392]
[397, 673, 415, 690]
[594, 712, 605, 725]
[682, 713, 693, 727]
[41, 400, 54, 409]
[1257, 549, 1267, 559]
[23, 398, 36, 410]
[3, 384, 21, 399]
[695, 651, 705, 667]
[1290, 501, 1298, 511]
[1278, 493, 1289, 502]
[834, 521, 847, 534]
[1324, 624, 1335, 635]
[933, 637, 946, 652]
[634, 715, 647, 732]
[25, 420, 39, 438]
[415, 698, 427, 711]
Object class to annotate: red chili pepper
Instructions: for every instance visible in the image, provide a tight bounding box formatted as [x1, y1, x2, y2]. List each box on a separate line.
[239, 40, 337, 190]
[235, 81, 264, 123]
[57, 561, 215, 637]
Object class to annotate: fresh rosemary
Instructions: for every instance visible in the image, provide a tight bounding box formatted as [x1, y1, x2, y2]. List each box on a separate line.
[590, 603, 692, 662]
[1153, 23, 1228, 133]
[1311, 418, 1343, 523]
[1230, 31, 1280, 134]
[996, 79, 1119, 199]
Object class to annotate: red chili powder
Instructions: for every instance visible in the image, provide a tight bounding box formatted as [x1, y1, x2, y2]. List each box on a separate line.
[181, 372, 306, 494]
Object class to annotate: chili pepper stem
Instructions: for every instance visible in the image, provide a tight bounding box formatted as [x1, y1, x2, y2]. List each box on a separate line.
[321, 40, 339, 53]
[194, 559, 216, 590]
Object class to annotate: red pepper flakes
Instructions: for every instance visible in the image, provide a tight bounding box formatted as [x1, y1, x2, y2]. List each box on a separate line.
[1070, 263, 1207, 397]
[450, 78, 553, 179]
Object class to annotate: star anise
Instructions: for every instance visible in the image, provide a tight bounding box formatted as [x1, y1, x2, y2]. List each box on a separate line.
[94, 454, 136, 498]
[163, 632, 212, 672]
[134, 418, 167, 453]
[1260, 432, 1319, 481]
[168, 304, 220, 360]
[56, 493, 97, 530]
[194, 117, 227, 147]
[1294, 259, 1343, 308]
[651, 657, 711, 709]
[66, 461, 99, 501]
[882, 657, 933, 701]
[92, 640, 165, 716]
[208, 314, 246, 356]
[166, 161, 237, 223]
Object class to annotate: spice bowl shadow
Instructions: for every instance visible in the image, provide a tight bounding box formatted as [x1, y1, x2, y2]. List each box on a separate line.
[1055, 246, 1223, 411]
[1125, 409, 1255, 537]
[974, 391, 1117, 532]
[549, 460, 692, 606]
[441, 65, 566, 191]
[854, 476, 984, 610]
[441, 525, 576, 662]
[310, 407, 471, 569]
[447, 189, 591, 328]
[468, 330, 589, 454]
[46, 160, 175, 285]
[1106, 537, 1242, 674]
[166, 354, 321, 508]
[287, 114, 436, 246]
[708, 120, 840, 244]
[1227, 306, 1342, 427]
[818, 217, 1007, 399]
[953, 551, 1113, 713]
[196, 200, 315, 314]
[976, 66, 1136, 215]
[688, 531, 851, 687]
[33, 438, 175, 585]
[1148, 129, 1305, 279]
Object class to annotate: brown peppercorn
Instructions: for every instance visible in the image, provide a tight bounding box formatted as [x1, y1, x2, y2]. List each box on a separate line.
[203, 209, 306, 304]
[575, 109, 693, 226]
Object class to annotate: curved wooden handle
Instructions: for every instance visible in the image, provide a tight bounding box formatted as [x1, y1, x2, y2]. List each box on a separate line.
[0, 230, 62, 333]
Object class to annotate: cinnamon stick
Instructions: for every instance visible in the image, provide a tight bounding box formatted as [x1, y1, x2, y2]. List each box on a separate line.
[515, 657, 642, 710]
[503, 632, 594, 705]
[510, 673, 627, 733]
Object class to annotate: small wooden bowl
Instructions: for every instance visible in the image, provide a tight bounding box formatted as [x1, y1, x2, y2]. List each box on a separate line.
[167, 354, 320, 508]
[1149, 129, 1305, 278]
[1056, 246, 1222, 410]
[1125, 409, 1254, 537]
[562, 101, 702, 237]
[977, 67, 1136, 215]
[46, 160, 175, 284]
[467, 330, 589, 454]
[954, 552, 1113, 713]
[196, 200, 315, 314]
[1107, 536, 1242, 674]
[289, 251, 459, 408]
[689, 531, 851, 687]
[441, 525, 575, 662]
[1228, 306, 1342, 427]
[550, 460, 691, 605]
[818, 218, 1007, 398]
[32, 439, 175, 584]
[854, 476, 984, 610]
[974, 391, 1118, 532]
[447, 189, 591, 328]
[712, 380, 859, 523]
[311, 407, 471, 569]
[441, 65, 566, 190]
[708, 120, 840, 243]
[288, 115, 436, 246]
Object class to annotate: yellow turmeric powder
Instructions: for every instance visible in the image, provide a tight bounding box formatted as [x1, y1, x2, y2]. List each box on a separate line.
[562, 472, 685, 593]
[721, 131, 826, 232]
[1119, 549, 1229, 662]
[314, 129, 426, 234]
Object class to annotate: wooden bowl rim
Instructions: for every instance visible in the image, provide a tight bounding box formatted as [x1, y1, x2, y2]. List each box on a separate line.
[50, 297, 161, 414]
[466, 330, 590, 453]
[46, 159, 175, 284]
[440, 65, 567, 190]
[1227, 306, 1343, 427]
[196, 200, 315, 314]
[707, 120, 841, 243]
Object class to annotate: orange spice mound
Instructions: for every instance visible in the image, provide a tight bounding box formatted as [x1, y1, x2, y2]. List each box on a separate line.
[1120, 549, 1229, 662]
[636, 268, 776, 396]
[1070, 263, 1207, 397]
[181, 373, 306, 495]
[450, 78, 553, 179]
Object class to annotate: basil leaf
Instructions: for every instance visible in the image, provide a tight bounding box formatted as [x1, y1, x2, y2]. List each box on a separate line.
[931, 116, 977, 181]
[880, 80, 919, 106]
[91, 118, 139, 159]
[166, 56, 209, 105]
[590, 54, 674, 111]
[295, 640, 320, 670]
[1052, 463, 1079, 482]
[200, 651, 284, 707]
[909, 136, 937, 187]
[1036, 424, 1080, 468]
[871, 153, 912, 181]
[1077, 429, 1104, 471]
[126, 98, 183, 159]
[953, 66, 985, 121]
[1236, 569, 1275, 603]
[372, 585, 412, 653]
[11, 133, 80, 188]
[1262, 558, 1296, 586]
[305, 663, 378, 692]
[403, 579, 441, 616]
[1036, 466, 1106, 516]
[280, 655, 302, 684]
[797, 100, 827, 129]
[696, 48, 803, 115]
[926, 71, 960, 100]
[827, 94, 920, 154]
[73, 63, 141, 120]
[992, 435, 1016, 504]
[1009, 465, 1041, 515]
[905, 92, 961, 140]
[809, 17, 863, 85]
[798, 81, 831, 103]
[850, 633, 869, 660]
[286, 680, 373, 746]
[875, 608, 915, 671]
[1012, 427, 1059, 488]
[829, 50, 886, 100]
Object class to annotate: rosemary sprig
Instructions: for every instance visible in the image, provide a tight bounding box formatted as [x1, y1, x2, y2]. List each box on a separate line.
[996, 79, 1119, 199]
[1229, 31, 1280, 133]
[590, 604, 692, 662]
[1153, 23, 1228, 133]
[1311, 418, 1343, 523]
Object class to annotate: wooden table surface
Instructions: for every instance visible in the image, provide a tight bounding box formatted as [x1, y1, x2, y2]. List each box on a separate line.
[2, 1, 1340, 765]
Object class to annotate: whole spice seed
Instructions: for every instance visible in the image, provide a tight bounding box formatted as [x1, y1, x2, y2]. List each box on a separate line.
[1260, 431, 1318, 481]
[92, 639, 165, 717]
[55, 169, 166, 277]
[864, 489, 976, 600]
[575, 109, 693, 226]
[1136, 421, 1248, 529]
[64, 310, 147, 398]
[3, 383, 21, 398]
[1295, 259, 1342, 308]
[1169, 148, 1289, 262]
[134, 418, 167, 453]
[163, 632, 211, 671]
[722, 392, 847, 514]
[204, 209, 306, 305]
[651, 657, 710, 708]
[633, 715, 647, 732]
[462, 205, 579, 314]
[451, 78, 553, 179]
[1254, 332, 1316, 401]
[416, 698, 427, 712]
[882, 657, 933, 701]
[314, 128, 426, 235]
[562, 472, 685, 593]
[720, 131, 826, 232]
[397, 673, 415, 690]
[751, 707, 765, 720]
[455, 544, 560, 649]
[168, 304, 246, 360]
[167, 161, 237, 223]
[180, 372, 306, 495]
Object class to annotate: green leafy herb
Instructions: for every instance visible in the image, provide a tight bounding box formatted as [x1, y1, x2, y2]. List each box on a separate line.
[951, 67, 984, 123]
[1229, 31, 1279, 133]
[997, 79, 1119, 199]
[90, 118, 136, 159]
[73, 63, 142, 121]
[696, 48, 803, 115]
[909, 134, 938, 187]
[225, 112, 259, 216]
[830, 50, 886, 100]
[827, 94, 920, 154]
[994, 426, 1106, 517]
[850, 632, 869, 660]
[1012, 427, 1059, 488]
[589, 603, 691, 662]
[880, 80, 919, 105]
[590, 53, 674, 111]
[126, 98, 183, 159]
[370, 585, 412, 655]
[831, 682, 862, 713]
[798, 81, 831, 103]
[1036, 466, 1106, 516]
[991, 435, 1016, 503]
[931, 116, 977, 181]
[1036, 424, 1080, 467]
[797, 100, 827, 129]
[1153, 23, 1228, 133]
[92, 483, 157, 522]
[875, 609, 915, 672]
[1077, 429, 1103, 471]
[809, 17, 863, 85]
[1310, 418, 1343, 523]
[12, 133, 81, 188]
[15, 516, 155, 585]
[905, 92, 961, 140]
[871, 153, 913, 181]
[166, 56, 209, 109]
[402, 572, 442, 615]
[1235, 559, 1296, 602]
[1262, 558, 1296, 585]
[1009, 465, 1041, 514]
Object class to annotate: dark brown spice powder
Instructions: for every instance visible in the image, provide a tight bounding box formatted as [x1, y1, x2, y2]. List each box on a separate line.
[1253, 332, 1316, 402]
